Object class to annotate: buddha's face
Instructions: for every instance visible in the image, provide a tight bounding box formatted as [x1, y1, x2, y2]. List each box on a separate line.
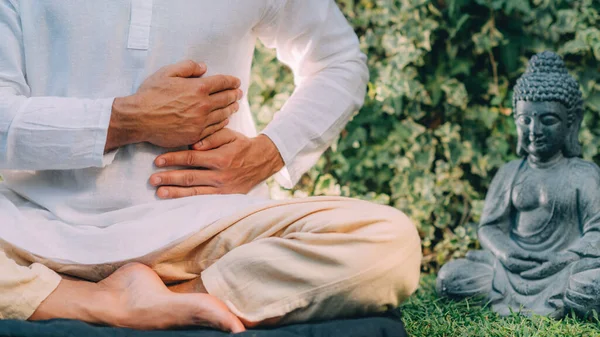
[515, 101, 570, 162]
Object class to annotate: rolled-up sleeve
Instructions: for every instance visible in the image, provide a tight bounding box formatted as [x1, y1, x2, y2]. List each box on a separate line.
[255, 0, 369, 188]
[0, 0, 117, 171]
[0, 250, 61, 320]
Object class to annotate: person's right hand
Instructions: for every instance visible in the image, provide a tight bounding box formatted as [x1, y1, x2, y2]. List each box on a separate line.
[108, 60, 243, 150]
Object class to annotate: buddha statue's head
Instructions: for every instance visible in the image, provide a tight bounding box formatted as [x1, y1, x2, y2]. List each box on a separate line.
[512, 51, 584, 162]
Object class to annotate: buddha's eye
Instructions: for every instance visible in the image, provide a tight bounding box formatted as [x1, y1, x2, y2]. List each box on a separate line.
[517, 116, 531, 125]
[540, 115, 560, 125]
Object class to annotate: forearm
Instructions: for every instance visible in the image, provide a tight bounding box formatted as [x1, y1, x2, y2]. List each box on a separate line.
[1, 0, 121, 171]
[260, 61, 367, 187]
[478, 226, 517, 257]
[0, 94, 118, 170]
[568, 231, 600, 258]
[257, 1, 369, 188]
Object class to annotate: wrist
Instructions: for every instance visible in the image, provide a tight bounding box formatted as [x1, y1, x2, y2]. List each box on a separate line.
[105, 95, 146, 152]
[254, 134, 285, 177]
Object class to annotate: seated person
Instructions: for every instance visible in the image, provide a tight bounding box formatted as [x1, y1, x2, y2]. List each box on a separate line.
[0, 0, 422, 333]
[437, 51, 600, 318]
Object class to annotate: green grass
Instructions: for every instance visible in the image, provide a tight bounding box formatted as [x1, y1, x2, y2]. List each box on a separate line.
[400, 274, 600, 337]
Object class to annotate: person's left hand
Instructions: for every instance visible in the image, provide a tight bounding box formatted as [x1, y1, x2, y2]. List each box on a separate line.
[520, 251, 579, 280]
[149, 128, 284, 199]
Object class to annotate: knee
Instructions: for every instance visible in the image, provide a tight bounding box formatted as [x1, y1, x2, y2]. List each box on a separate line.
[437, 259, 460, 297]
[366, 203, 421, 252]
[369, 204, 422, 286]
[437, 258, 493, 299]
[367, 204, 422, 301]
[323, 200, 421, 257]
[565, 269, 600, 315]
[328, 202, 422, 305]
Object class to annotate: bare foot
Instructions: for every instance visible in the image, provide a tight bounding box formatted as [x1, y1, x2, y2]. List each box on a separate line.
[167, 275, 282, 328]
[32, 263, 244, 333]
[99, 263, 245, 332]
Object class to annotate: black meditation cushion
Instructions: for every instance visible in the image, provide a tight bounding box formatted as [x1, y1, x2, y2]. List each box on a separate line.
[0, 311, 408, 337]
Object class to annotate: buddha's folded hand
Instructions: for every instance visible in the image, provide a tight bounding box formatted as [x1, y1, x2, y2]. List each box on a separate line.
[497, 249, 546, 274]
[520, 251, 580, 280]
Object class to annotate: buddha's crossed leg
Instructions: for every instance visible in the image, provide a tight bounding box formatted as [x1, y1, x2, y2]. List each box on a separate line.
[436, 250, 495, 299]
[564, 258, 600, 317]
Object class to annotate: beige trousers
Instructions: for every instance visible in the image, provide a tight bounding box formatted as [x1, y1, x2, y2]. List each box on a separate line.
[1, 196, 422, 324]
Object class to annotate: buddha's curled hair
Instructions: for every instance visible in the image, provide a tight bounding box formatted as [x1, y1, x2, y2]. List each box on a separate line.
[513, 51, 583, 114]
[513, 51, 584, 157]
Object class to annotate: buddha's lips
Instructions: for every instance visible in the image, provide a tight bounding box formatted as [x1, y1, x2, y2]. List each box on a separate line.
[530, 138, 546, 146]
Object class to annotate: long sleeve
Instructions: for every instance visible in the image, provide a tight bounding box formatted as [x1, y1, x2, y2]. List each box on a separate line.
[255, 0, 369, 188]
[0, 0, 116, 171]
[0, 250, 61, 320]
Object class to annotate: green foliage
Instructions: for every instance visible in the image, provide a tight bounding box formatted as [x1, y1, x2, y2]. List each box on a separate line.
[400, 274, 600, 336]
[249, 0, 600, 271]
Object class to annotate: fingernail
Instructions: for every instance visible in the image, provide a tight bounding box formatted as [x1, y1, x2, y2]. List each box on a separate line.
[158, 189, 169, 198]
[237, 90, 243, 100]
[151, 176, 162, 185]
[157, 158, 166, 167]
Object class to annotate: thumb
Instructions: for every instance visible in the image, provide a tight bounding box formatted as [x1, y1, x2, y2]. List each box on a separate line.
[162, 60, 207, 78]
[193, 128, 237, 151]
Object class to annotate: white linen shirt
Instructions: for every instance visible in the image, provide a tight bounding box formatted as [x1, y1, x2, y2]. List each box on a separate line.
[0, 0, 368, 264]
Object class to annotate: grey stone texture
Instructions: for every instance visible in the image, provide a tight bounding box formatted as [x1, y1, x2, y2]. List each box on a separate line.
[436, 51, 600, 318]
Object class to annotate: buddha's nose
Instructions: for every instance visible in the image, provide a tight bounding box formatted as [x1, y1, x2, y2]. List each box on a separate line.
[528, 118, 543, 138]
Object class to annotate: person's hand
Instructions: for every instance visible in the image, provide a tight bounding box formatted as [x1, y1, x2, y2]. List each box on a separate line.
[106, 60, 243, 151]
[30, 263, 245, 333]
[149, 128, 284, 198]
[520, 251, 579, 280]
[496, 249, 546, 274]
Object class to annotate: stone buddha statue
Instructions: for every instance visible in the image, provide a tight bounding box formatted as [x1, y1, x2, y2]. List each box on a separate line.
[436, 51, 600, 318]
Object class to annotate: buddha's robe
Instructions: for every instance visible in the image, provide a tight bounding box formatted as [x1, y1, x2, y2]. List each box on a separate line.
[438, 157, 600, 317]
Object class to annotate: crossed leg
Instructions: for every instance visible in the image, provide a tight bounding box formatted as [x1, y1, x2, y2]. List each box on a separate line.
[22, 196, 422, 329]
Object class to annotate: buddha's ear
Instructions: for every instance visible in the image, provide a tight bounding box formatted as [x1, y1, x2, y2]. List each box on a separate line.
[567, 111, 575, 128]
[563, 108, 583, 157]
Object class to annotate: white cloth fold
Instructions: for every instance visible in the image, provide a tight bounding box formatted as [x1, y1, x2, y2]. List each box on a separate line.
[0, 0, 367, 263]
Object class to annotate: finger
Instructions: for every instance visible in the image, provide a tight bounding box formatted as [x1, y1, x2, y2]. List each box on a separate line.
[156, 186, 220, 199]
[150, 170, 218, 187]
[522, 252, 547, 262]
[508, 258, 539, 271]
[155, 150, 222, 169]
[208, 89, 243, 111]
[197, 118, 230, 140]
[512, 250, 546, 262]
[202, 75, 241, 94]
[162, 60, 207, 78]
[206, 102, 239, 125]
[193, 128, 237, 151]
[520, 266, 545, 279]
